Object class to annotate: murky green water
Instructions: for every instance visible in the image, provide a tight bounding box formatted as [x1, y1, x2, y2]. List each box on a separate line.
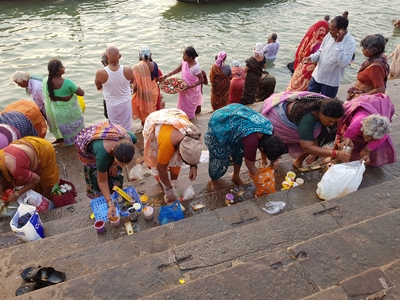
[1, 0, 399, 129]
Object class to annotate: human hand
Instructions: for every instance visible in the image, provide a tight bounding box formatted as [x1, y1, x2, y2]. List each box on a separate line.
[159, 75, 167, 82]
[340, 138, 353, 148]
[270, 160, 279, 171]
[108, 204, 117, 219]
[164, 187, 176, 203]
[360, 148, 371, 165]
[337, 150, 351, 162]
[108, 164, 118, 177]
[189, 166, 197, 181]
[335, 29, 347, 42]
[302, 57, 311, 64]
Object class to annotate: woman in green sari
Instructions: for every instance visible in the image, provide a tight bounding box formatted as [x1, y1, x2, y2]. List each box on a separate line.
[42, 58, 84, 145]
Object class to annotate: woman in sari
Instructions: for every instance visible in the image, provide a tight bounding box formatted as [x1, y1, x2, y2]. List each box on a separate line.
[0, 137, 59, 203]
[286, 20, 329, 92]
[261, 91, 350, 170]
[240, 43, 266, 105]
[43, 58, 85, 145]
[255, 71, 276, 102]
[161, 47, 204, 119]
[75, 121, 137, 218]
[205, 104, 287, 196]
[2, 100, 47, 138]
[210, 51, 231, 110]
[143, 108, 203, 203]
[347, 34, 390, 100]
[132, 46, 160, 125]
[228, 61, 245, 104]
[336, 93, 396, 167]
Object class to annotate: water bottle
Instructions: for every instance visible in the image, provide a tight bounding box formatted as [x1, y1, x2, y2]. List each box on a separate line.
[342, 146, 353, 155]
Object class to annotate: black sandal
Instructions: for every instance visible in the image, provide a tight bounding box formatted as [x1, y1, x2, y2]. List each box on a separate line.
[15, 282, 52, 296]
[21, 266, 65, 284]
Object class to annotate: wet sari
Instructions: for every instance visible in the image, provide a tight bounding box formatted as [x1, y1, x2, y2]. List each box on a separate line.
[240, 56, 264, 104]
[210, 64, 231, 110]
[228, 66, 245, 104]
[286, 20, 329, 92]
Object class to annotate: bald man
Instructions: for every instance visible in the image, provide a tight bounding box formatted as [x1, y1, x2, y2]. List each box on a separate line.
[95, 46, 134, 131]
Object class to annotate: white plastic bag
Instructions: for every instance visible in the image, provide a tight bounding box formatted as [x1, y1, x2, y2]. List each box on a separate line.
[129, 164, 152, 181]
[174, 177, 195, 201]
[263, 201, 286, 214]
[10, 203, 44, 242]
[316, 160, 366, 200]
[20, 190, 54, 212]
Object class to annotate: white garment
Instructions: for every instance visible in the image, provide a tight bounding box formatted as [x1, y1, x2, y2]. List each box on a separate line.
[310, 33, 356, 86]
[28, 78, 46, 118]
[263, 42, 280, 60]
[102, 65, 132, 131]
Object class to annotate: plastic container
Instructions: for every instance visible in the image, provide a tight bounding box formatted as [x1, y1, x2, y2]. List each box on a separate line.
[109, 216, 120, 227]
[128, 207, 138, 222]
[132, 202, 142, 213]
[286, 171, 296, 181]
[140, 195, 149, 207]
[343, 146, 353, 155]
[225, 193, 234, 206]
[143, 206, 154, 220]
[94, 220, 105, 233]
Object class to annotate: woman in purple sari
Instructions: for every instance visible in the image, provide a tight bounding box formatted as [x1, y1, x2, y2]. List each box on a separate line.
[336, 93, 396, 166]
[161, 47, 204, 119]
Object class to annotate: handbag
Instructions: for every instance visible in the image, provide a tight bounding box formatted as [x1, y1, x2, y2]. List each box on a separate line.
[51, 179, 77, 208]
[158, 200, 184, 225]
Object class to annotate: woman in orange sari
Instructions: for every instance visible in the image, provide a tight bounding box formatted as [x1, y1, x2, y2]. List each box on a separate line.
[210, 51, 231, 110]
[132, 46, 159, 125]
[286, 20, 329, 92]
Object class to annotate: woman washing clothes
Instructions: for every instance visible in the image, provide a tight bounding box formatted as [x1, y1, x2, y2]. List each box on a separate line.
[205, 104, 287, 196]
[75, 121, 137, 218]
[240, 42, 266, 105]
[261, 91, 350, 171]
[0, 137, 59, 202]
[336, 93, 396, 166]
[161, 47, 204, 119]
[209, 51, 232, 111]
[347, 34, 390, 100]
[43, 58, 85, 145]
[143, 109, 203, 203]
[131, 46, 160, 125]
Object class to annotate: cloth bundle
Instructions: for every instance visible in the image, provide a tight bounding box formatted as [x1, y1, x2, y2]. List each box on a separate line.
[249, 166, 276, 197]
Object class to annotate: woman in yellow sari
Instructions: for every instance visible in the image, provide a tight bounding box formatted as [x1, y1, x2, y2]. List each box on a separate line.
[0, 136, 59, 202]
[132, 46, 159, 125]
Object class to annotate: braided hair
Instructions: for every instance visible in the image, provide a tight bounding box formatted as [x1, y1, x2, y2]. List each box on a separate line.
[47, 58, 63, 101]
[289, 96, 344, 123]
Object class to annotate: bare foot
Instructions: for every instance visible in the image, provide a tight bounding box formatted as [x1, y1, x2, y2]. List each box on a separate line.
[210, 179, 221, 191]
[231, 175, 245, 185]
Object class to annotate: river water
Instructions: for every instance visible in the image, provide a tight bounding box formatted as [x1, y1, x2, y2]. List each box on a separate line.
[1, 0, 399, 129]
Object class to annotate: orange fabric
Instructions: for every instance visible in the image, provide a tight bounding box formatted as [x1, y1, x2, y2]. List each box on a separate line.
[132, 61, 158, 123]
[157, 125, 176, 165]
[3, 100, 47, 138]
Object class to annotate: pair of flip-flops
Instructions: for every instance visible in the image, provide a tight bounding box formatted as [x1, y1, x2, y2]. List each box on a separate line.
[16, 266, 65, 296]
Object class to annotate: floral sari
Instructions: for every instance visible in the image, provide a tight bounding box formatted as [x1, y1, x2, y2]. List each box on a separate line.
[210, 65, 230, 110]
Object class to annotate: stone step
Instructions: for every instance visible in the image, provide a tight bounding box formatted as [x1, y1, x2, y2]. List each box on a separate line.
[7, 176, 400, 299]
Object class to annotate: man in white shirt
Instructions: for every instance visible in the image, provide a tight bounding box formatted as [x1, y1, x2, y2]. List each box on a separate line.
[95, 46, 134, 131]
[303, 16, 356, 98]
[263, 33, 280, 61]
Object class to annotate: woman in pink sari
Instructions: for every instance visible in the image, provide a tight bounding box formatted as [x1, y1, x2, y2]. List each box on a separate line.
[286, 20, 329, 92]
[161, 47, 204, 119]
[336, 93, 396, 166]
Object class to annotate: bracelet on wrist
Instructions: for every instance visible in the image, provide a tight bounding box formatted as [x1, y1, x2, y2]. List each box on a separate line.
[107, 201, 115, 207]
[190, 165, 198, 170]
[165, 187, 172, 191]
[331, 149, 337, 159]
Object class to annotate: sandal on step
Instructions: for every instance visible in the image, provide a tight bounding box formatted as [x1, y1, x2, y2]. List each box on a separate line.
[21, 266, 65, 284]
[292, 165, 311, 172]
[15, 282, 52, 296]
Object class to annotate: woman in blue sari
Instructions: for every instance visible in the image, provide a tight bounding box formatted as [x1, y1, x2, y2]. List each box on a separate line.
[205, 104, 287, 196]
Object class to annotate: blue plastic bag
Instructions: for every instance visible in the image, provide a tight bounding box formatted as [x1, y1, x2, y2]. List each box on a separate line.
[158, 200, 184, 225]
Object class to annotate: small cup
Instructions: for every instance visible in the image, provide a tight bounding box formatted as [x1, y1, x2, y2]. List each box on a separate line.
[132, 202, 142, 213]
[282, 181, 293, 189]
[143, 206, 154, 220]
[225, 193, 234, 206]
[296, 178, 304, 185]
[286, 171, 296, 181]
[94, 220, 105, 233]
[140, 195, 149, 207]
[109, 215, 120, 227]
